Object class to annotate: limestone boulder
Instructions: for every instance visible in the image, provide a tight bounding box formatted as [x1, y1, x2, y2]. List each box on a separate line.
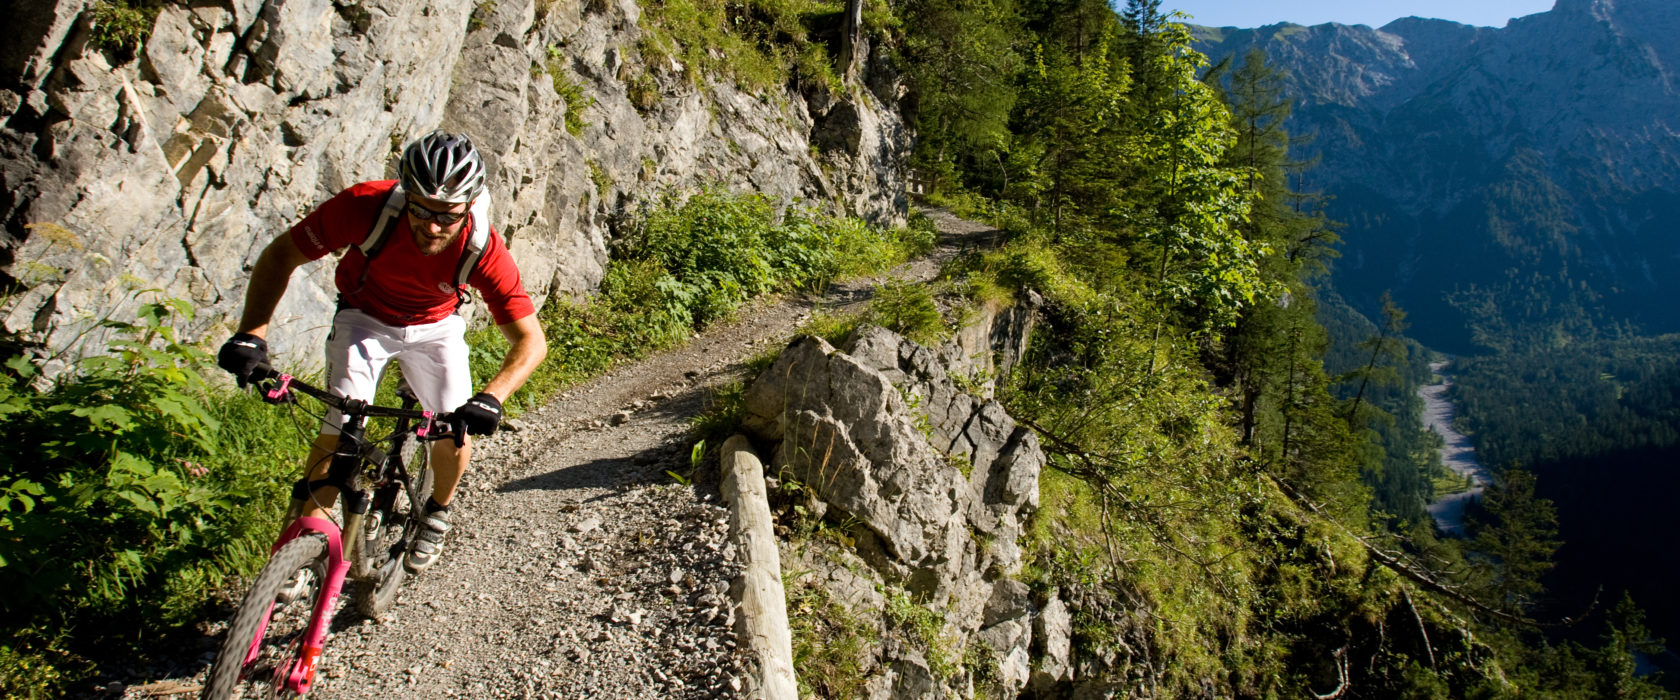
[744, 314, 1047, 698]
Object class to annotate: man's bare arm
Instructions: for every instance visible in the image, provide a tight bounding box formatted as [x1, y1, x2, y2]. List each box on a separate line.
[237, 233, 313, 339]
[481, 314, 548, 403]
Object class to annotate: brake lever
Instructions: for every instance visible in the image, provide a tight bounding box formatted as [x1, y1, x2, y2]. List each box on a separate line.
[416, 413, 465, 448]
[250, 366, 294, 405]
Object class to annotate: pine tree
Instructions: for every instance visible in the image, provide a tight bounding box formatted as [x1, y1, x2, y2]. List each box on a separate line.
[901, 0, 1024, 193]
[1466, 468, 1560, 612]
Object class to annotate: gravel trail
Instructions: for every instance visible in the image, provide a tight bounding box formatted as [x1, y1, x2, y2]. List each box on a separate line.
[111, 208, 996, 699]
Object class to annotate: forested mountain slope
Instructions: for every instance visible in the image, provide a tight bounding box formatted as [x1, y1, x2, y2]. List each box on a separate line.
[2, 0, 1674, 697]
[1193, 0, 1680, 352]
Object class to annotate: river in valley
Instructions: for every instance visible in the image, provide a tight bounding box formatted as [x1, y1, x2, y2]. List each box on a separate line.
[1419, 360, 1492, 535]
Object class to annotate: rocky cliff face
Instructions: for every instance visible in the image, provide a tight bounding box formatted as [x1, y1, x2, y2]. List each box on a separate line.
[1194, 0, 1680, 350]
[0, 0, 908, 372]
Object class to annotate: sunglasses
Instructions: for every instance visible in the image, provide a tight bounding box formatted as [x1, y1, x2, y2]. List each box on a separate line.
[405, 200, 469, 225]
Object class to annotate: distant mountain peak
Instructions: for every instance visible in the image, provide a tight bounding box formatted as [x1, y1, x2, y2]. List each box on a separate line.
[1190, 0, 1680, 351]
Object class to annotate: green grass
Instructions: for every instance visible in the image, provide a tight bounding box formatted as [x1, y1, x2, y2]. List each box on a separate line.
[883, 586, 959, 681]
[787, 576, 877, 697]
[637, 0, 845, 94]
[867, 280, 945, 346]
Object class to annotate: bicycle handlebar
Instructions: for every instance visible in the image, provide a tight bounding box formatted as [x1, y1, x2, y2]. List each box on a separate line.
[248, 364, 462, 445]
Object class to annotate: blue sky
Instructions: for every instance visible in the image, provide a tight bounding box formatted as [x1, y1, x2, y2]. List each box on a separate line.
[1158, 0, 1559, 29]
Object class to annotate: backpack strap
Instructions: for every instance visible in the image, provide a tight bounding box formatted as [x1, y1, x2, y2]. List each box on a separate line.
[354, 182, 495, 312]
[348, 182, 407, 296]
[450, 194, 494, 310]
[362, 183, 408, 259]
[455, 195, 491, 289]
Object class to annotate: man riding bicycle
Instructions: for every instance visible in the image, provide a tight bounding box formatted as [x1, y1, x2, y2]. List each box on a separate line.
[217, 131, 547, 573]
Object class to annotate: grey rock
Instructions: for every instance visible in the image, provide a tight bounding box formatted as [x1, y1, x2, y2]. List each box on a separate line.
[1031, 593, 1074, 691]
[2, 0, 909, 378]
[983, 579, 1031, 628]
[741, 317, 1044, 697]
[976, 618, 1032, 694]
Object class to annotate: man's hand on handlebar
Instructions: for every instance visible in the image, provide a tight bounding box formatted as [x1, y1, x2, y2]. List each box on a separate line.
[454, 392, 502, 437]
[244, 364, 293, 404]
[217, 333, 269, 387]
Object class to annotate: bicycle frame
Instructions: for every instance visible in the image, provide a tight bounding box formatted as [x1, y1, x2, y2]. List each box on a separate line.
[239, 371, 454, 696]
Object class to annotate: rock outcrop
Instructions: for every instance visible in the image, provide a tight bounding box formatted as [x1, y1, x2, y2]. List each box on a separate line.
[740, 309, 1051, 698]
[0, 0, 908, 373]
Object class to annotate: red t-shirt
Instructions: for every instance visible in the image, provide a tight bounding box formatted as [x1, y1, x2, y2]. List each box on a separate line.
[287, 180, 536, 327]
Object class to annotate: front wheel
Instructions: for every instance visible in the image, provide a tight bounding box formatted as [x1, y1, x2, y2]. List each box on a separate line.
[202, 535, 329, 699]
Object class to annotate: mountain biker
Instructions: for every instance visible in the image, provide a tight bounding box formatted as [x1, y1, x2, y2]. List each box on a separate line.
[216, 131, 547, 572]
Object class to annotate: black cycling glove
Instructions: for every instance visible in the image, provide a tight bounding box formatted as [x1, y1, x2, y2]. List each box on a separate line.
[217, 333, 268, 387]
[456, 392, 502, 436]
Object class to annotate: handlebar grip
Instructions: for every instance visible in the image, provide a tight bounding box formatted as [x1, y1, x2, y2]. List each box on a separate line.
[248, 363, 281, 382]
[413, 412, 464, 447]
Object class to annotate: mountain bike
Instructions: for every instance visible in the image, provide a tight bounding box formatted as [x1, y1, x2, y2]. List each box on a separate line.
[202, 366, 461, 699]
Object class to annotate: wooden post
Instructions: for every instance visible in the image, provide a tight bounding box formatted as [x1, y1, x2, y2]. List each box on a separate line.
[721, 434, 799, 698]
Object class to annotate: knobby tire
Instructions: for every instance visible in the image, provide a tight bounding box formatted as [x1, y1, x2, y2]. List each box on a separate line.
[353, 434, 434, 618]
[202, 535, 329, 700]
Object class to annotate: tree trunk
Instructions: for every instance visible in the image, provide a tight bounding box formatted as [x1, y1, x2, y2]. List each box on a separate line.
[840, 0, 865, 83]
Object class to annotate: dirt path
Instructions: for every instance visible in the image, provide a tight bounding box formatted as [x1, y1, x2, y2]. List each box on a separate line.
[113, 208, 997, 699]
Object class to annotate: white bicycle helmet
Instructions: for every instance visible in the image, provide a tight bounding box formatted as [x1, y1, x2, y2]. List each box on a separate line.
[399, 131, 486, 204]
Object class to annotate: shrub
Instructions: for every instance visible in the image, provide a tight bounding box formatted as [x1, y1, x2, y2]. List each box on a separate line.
[867, 280, 945, 346]
[88, 1, 159, 57]
[0, 299, 300, 695]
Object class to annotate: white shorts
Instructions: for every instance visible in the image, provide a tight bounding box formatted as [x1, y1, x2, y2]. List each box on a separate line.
[320, 308, 472, 435]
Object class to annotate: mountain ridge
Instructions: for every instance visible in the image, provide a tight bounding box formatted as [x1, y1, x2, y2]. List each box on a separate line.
[1193, 0, 1680, 351]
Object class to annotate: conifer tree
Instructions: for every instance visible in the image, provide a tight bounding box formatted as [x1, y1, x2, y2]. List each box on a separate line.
[1465, 468, 1560, 612]
[901, 0, 1024, 192]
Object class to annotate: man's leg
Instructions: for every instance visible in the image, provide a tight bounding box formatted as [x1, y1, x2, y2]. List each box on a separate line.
[290, 433, 342, 522]
[399, 314, 472, 572]
[406, 439, 461, 571]
[300, 308, 394, 523]
[428, 434, 471, 507]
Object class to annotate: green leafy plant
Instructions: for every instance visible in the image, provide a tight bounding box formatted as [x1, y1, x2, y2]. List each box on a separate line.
[868, 280, 945, 346]
[545, 47, 594, 136]
[88, 0, 160, 56]
[0, 297, 302, 694]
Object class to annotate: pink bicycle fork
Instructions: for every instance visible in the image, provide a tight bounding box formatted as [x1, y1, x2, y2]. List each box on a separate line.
[243, 516, 347, 696]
